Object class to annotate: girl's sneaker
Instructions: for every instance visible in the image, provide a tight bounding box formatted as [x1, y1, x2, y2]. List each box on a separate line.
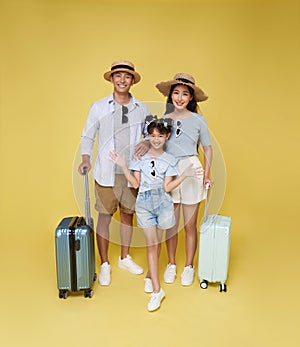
[148, 288, 165, 311]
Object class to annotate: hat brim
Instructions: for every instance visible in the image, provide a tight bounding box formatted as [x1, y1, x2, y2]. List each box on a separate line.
[103, 68, 141, 84]
[156, 80, 208, 102]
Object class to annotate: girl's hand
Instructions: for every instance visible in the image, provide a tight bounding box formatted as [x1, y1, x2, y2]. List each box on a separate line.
[109, 150, 126, 168]
[183, 164, 204, 178]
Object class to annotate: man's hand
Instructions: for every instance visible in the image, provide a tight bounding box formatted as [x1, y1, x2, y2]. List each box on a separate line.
[78, 155, 91, 175]
[133, 140, 150, 159]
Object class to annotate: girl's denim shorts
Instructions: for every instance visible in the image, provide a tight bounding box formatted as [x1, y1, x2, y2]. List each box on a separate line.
[135, 187, 175, 229]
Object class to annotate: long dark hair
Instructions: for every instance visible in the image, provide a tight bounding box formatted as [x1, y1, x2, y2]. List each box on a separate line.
[165, 84, 199, 114]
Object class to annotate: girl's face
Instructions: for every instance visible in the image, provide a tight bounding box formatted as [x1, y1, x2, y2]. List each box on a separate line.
[171, 84, 192, 110]
[149, 128, 169, 151]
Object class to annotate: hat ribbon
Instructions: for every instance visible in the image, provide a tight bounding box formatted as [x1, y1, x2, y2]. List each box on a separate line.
[111, 64, 135, 72]
[176, 77, 194, 85]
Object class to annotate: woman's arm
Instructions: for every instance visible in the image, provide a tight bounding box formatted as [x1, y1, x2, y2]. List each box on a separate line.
[203, 145, 214, 187]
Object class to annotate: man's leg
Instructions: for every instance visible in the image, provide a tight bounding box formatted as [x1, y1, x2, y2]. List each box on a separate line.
[96, 213, 112, 286]
[118, 210, 143, 275]
[119, 211, 133, 259]
[96, 213, 112, 264]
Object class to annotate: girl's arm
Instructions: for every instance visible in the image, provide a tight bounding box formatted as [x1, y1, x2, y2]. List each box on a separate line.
[164, 164, 203, 193]
[109, 151, 140, 189]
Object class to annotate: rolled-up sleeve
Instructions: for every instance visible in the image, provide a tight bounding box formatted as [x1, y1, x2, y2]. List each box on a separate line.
[81, 103, 100, 157]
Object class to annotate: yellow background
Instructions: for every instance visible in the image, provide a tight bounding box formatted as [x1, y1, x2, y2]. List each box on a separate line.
[1, 0, 299, 346]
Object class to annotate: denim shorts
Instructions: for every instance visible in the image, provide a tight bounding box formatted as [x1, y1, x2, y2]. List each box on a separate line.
[135, 187, 176, 229]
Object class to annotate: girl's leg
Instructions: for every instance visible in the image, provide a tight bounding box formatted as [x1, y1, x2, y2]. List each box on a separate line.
[165, 203, 180, 264]
[182, 203, 200, 266]
[143, 226, 162, 292]
[145, 240, 162, 279]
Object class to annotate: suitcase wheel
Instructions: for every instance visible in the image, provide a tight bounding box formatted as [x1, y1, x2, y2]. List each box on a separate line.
[84, 290, 93, 298]
[219, 283, 227, 292]
[200, 280, 208, 289]
[59, 290, 68, 299]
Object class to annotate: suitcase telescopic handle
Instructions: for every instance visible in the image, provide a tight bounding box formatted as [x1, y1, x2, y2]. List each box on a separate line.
[82, 167, 93, 229]
[203, 182, 210, 222]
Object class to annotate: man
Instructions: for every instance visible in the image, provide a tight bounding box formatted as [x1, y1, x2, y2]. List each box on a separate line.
[78, 60, 150, 286]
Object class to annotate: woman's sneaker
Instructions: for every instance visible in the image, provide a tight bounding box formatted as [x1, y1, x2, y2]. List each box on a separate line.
[147, 288, 165, 312]
[144, 278, 153, 293]
[163, 264, 176, 283]
[181, 265, 194, 286]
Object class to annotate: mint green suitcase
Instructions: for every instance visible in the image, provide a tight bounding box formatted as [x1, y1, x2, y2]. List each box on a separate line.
[55, 170, 96, 299]
[198, 185, 232, 292]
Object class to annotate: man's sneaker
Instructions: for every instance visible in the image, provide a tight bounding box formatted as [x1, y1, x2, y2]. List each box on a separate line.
[118, 255, 144, 274]
[181, 265, 194, 286]
[148, 288, 165, 312]
[163, 263, 177, 283]
[144, 277, 153, 293]
[98, 262, 111, 286]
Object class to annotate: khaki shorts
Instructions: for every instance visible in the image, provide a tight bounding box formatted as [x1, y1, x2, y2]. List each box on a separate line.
[94, 174, 138, 215]
[171, 156, 207, 205]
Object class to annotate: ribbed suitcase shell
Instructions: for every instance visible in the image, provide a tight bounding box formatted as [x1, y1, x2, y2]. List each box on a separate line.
[198, 214, 231, 290]
[55, 216, 95, 298]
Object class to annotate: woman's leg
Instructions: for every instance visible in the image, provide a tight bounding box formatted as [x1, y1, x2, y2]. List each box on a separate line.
[182, 203, 200, 266]
[165, 203, 180, 264]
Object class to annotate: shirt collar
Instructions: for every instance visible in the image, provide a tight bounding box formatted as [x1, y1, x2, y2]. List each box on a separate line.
[108, 93, 140, 110]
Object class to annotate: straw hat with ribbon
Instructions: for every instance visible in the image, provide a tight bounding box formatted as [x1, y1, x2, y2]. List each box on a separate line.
[103, 60, 141, 84]
[156, 72, 208, 102]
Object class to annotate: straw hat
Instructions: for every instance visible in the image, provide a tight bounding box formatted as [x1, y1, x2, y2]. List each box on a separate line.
[103, 60, 141, 84]
[156, 73, 208, 102]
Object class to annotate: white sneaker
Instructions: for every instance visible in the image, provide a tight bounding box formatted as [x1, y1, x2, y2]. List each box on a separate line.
[118, 255, 144, 275]
[164, 263, 177, 283]
[181, 265, 194, 286]
[98, 262, 111, 286]
[144, 278, 153, 293]
[148, 288, 165, 312]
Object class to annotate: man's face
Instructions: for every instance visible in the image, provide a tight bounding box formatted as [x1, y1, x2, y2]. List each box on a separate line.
[110, 71, 134, 94]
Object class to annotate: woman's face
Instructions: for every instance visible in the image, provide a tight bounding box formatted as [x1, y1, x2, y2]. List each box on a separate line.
[171, 84, 192, 110]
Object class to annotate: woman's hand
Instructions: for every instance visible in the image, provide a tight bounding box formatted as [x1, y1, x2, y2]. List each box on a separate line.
[204, 177, 214, 188]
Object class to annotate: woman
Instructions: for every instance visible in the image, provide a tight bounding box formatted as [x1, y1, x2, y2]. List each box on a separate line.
[155, 72, 214, 286]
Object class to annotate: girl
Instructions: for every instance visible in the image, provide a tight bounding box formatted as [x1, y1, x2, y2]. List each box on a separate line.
[109, 116, 202, 311]
[155, 73, 214, 286]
